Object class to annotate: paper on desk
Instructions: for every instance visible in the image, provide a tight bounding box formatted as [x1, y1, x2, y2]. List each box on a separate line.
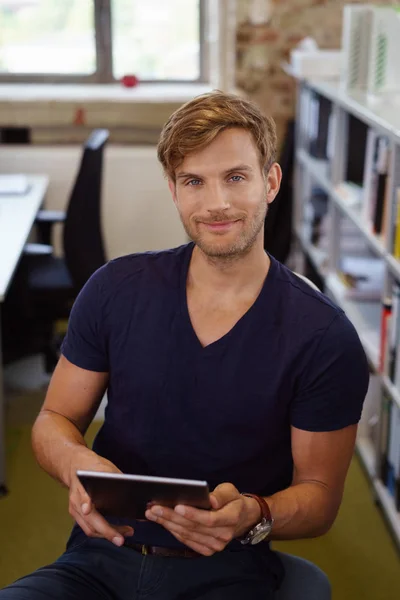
[0, 174, 29, 195]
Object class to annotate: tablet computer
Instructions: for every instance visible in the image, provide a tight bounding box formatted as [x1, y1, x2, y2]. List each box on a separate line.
[77, 470, 211, 520]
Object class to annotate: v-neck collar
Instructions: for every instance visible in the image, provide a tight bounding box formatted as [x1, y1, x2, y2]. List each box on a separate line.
[179, 242, 276, 353]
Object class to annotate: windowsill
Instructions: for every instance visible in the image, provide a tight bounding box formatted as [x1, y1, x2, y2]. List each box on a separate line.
[0, 82, 214, 103]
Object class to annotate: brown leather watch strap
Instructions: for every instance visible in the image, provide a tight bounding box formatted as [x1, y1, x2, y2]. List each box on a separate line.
[242, 493, 272, 523]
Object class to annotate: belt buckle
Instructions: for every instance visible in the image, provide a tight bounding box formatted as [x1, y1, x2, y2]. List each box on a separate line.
[141, 544, 148, 556]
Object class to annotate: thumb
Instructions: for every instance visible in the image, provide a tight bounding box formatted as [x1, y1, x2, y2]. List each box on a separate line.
[210, 483, 239, 510]
[79, 488, 93, 514]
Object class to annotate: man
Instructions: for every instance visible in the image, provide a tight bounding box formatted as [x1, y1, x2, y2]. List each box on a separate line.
[0, 91, 369, 599]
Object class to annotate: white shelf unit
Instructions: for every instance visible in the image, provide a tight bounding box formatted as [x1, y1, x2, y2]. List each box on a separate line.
[325, 272, 381, 371]
[294, 78, 400, 549]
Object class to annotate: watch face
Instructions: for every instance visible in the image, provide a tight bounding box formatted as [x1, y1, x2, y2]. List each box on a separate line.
[240, 519, 274, 546]
[250, 527, 270, 545]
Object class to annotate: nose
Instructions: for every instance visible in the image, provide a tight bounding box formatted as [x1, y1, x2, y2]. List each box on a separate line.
[203, 182, 231, 213]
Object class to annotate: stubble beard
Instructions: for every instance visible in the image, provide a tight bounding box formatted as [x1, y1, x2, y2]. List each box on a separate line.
[181, 200, 268, 264]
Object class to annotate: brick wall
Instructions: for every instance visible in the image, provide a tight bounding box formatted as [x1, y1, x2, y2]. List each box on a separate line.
[236, 0, 397, 143]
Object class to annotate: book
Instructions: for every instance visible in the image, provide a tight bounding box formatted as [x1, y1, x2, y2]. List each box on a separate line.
[386, 402, 400, 499]
[393, 188, 400, 260]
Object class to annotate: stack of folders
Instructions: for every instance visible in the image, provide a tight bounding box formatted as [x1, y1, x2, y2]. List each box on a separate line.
[338, 255, 385, 302]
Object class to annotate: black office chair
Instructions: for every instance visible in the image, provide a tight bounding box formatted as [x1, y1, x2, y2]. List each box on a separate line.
[2, 129, 109, 371]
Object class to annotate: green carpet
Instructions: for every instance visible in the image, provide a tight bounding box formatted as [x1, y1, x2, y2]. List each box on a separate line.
[0, 396, 399, 596]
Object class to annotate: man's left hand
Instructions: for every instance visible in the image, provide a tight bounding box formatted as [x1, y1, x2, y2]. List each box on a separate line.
[145, 483, 261, 556]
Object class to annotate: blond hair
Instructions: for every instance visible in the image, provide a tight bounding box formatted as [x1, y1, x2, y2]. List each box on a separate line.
[157, 90, 277, 182]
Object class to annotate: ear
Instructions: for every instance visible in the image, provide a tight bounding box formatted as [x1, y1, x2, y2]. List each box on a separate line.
[168, 179, 177, 204]
[265, 163, 282, 205]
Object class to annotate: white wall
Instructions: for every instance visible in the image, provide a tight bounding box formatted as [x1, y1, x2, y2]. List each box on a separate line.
[0, 145, 187, 258]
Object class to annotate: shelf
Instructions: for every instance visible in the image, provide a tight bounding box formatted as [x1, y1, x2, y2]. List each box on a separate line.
[386, 254, 400, 282]
[294, 227, 328, 275]
[373, 480, 400, 549]
[296, 149, 331, 193]
[308, 80, 400, 143]
[381, 374, 400, 411]
[297, 148, 389, 262]
[331, 186, 387, 260]
[295, 77, 400, 551]
[356, 436, 376, 479]
[325, 273, 381, 371]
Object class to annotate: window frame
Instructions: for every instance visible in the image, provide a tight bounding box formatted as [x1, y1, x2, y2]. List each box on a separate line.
[0, 0, 208, 84]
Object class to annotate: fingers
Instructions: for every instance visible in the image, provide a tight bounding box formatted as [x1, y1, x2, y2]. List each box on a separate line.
[149, 512, 230, 554]
[73, 507, 134, 544]
[69, 481, 133, 546]
[173, 532, 224, 557]
[146, 505, 235, 535]
[174, 498, 241, 529]
[210, 482, 240, 510]
[145, 506, 233, 554]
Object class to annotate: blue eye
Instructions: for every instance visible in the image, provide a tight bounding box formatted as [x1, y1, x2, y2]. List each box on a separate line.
[230, 175, 243, 182]
[187, 179, 201, 186]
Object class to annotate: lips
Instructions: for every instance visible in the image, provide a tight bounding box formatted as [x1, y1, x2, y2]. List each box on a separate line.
[199, 219, 240, 226]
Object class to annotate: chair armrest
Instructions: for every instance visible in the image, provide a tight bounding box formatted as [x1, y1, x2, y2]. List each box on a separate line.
[35, 210, 66, 245]
[24, 243, 53, 256]
[36, 210, 66, 223]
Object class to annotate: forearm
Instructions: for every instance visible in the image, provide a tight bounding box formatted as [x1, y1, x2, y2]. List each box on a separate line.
[265, 482, 340, 540]
[31, 410, 97, 488]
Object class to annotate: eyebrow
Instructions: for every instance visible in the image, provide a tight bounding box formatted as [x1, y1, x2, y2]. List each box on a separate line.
[176, 164, 254, 180]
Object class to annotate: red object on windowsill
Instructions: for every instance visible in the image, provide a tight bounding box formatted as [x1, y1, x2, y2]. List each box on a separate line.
[121, 75, 139, 88]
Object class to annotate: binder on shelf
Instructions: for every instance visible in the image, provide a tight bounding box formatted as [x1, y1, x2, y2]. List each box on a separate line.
[308, 91, 332, 160]
[386, 402, 400, 500]
[392, 187, 400, 260]
[363, 134, 391, 237]
[378, 394, 391, 484]
[388, 282, 400, 382]
[395, 406, 400, 511]
[362, 128, 377, 225]
[346, 116, 368, 188]
[380, 297, 392, 373]
[373, 137, 390, 236]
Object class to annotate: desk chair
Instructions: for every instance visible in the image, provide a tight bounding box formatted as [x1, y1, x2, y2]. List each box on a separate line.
[273, 272, 331, 600]
[274, 551, 331, 599]
[2, 129, 109, 370]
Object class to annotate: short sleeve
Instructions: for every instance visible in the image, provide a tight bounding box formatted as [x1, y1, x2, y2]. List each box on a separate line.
[291, 312, 370, 432]
[61, 267, 109, 372]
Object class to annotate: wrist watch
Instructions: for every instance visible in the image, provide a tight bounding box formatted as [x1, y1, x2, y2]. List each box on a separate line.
[240, 493, 274, 545]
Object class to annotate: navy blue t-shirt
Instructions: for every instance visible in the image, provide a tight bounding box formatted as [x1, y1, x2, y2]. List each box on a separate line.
[62, 242, 369, 549]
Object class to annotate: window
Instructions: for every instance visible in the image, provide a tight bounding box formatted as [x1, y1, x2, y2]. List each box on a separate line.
[0, 0, 205, 83]
[111, 0, 201, 81]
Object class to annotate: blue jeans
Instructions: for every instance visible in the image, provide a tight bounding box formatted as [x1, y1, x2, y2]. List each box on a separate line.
[0, 537, 283, 599]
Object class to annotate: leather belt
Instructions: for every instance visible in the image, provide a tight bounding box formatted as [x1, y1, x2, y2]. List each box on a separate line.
[124, 541, 200, 558]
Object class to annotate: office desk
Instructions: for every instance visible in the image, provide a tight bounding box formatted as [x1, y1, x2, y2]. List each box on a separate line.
[0, 175, 49, 495]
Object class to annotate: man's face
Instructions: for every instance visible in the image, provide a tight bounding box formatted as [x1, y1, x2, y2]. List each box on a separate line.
[169, 128, 280, 259]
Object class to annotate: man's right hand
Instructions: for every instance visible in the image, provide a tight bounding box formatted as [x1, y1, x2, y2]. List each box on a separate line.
[68, 448, 134, 546]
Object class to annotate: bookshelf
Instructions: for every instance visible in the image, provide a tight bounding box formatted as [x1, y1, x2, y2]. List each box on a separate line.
[293, 77, 400, 549]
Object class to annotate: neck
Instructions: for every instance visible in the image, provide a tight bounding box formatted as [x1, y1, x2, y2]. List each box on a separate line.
[189, 237, 270, 295]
